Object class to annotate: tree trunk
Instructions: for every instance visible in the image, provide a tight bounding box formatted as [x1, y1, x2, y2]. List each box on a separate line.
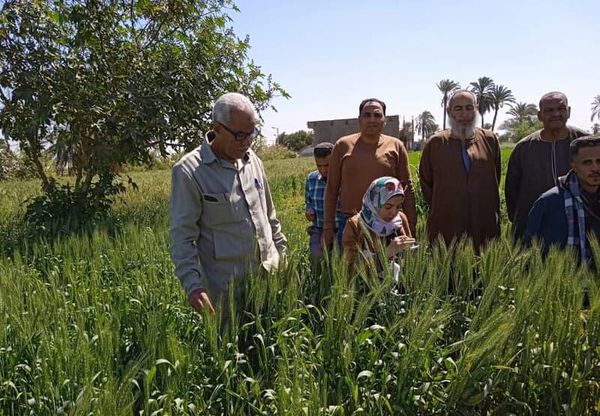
[442, 95, 447, 130]
[2, 137, 13, 154]
[81, 170, 94, 195]
[26, 137, 52, 193]
[491, 107, 499, 131]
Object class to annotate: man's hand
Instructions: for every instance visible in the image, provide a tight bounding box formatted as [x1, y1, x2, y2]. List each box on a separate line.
[188, 288, 215, 315]
[322, 228, 335, 247]
[305, 210, 316, 221]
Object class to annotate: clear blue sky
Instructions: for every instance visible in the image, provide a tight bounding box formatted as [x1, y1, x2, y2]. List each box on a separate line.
[231, 0, 600, 143]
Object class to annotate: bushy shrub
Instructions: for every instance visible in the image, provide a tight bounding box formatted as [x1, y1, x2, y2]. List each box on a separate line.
[0, 146, 35, 180]
[257, 144, 297, 161]
[23, 174, 136, 235]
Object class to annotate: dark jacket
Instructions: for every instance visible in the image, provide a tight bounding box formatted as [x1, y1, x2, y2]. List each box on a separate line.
[506, 126, 589, 239]
[525, 174, 600, 260]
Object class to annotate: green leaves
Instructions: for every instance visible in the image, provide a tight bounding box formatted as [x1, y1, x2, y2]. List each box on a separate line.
[0, 0, 287, 221]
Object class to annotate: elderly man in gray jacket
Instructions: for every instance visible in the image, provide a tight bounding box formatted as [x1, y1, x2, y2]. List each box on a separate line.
[170, 92, 287, 318]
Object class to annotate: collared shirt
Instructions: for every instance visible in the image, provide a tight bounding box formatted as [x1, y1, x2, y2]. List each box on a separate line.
[170, 138, 287, 296]
[305, 170, 327, 230]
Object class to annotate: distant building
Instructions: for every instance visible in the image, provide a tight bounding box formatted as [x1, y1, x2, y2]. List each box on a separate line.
[307, 115, 417, 151]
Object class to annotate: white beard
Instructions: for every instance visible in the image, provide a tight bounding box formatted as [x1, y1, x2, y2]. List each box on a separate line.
[449, 114, 480, 139]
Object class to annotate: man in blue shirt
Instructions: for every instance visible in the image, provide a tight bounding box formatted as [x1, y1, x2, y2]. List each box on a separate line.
[525, 136, 600, 264]
[305, 142, 334, 262]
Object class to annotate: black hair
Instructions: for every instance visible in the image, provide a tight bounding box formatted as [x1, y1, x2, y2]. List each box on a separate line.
[359, 98, 386, 116]
[313, 142, 333, 157]
[570, 136, 600, 158]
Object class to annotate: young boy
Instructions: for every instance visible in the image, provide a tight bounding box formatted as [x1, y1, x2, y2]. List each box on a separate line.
[305, 142, 334, 260]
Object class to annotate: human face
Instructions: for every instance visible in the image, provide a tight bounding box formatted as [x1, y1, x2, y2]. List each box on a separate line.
[448, 93, 478, 127]
[359, 102, 386, 136]
[213, 107, 257, 161]
[538, 96, 570, 131]
[572, 145, 600, 193]
[378, 195, 404, 222]
[314, 155, 330, 178]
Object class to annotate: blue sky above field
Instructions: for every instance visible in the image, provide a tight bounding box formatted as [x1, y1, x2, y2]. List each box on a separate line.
[231, 0, 600, 143]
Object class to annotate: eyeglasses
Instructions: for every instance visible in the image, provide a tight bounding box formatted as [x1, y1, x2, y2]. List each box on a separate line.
[217, 121, 260, 141]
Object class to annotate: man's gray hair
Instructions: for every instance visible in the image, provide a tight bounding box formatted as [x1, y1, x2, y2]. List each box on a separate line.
[212, 92, 258, 125]
[448, 89, 478, 108]
[539, 91, 568, 109]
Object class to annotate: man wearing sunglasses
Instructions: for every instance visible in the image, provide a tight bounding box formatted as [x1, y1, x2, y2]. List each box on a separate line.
[170, 92, 287, 322]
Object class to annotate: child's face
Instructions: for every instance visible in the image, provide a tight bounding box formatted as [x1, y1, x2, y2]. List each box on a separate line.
[378, 195, 404, 222]
[315, 155, 331, 178]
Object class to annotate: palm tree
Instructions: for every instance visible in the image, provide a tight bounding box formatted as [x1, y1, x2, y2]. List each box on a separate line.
[489, 85, 515, 131]
[416, 111, 438, 141]
[469, 76, 495, 128]
[436, 79, 460, 129]
[591, 95, 600, 122]
[506, 102, 538, 124]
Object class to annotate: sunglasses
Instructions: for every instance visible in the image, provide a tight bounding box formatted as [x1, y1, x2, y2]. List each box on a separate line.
[217, 121, 260, 141]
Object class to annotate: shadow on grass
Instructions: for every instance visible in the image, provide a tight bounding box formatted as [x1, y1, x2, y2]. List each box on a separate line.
[0, 204, 168, 258]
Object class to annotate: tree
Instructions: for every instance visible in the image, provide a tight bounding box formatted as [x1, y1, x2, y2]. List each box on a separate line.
[276, 130, 313, 152]
[506, 102, 538, 124]
[416, 111, 438, 141]
[489, 85, 515, 132]
[436, 79, 460, 129]
[499, 103, 541, 143]
[0, 0, 287, 222]
[592, 95, 600, 122]
[469, 77, 495, 128]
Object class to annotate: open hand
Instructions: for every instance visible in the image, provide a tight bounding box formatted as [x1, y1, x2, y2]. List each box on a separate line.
[188, 288, 215, 315]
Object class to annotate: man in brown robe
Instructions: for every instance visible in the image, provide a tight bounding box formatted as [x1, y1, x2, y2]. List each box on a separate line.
[419, 90, 501, 250]
[323, 98, 417, 247]
[505, 91, 588, 240]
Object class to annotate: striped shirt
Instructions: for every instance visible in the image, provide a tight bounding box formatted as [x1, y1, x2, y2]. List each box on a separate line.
[305, 170, 327, 230]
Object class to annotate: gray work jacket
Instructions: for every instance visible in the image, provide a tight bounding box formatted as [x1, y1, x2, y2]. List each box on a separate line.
[170, 140, 287, 296]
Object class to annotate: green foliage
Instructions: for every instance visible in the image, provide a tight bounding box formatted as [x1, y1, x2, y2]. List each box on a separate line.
[469, 76, 495, 126]
[489, 84, 515, 131]
[277, 130, 313, 151]
[0, 0, 287, 224]
[0, 142, 35, 180]
[256, 144, 297, 161]
[436, 79, 460, 129]
[591, 95, 600, 122]
[1, 153, 599, 414]
[499, 120, 543, 143]
[23, 174, 137, 235]
[416, 111, 437, 140]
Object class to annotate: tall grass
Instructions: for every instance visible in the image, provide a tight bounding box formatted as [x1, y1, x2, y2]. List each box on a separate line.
[1, 153, 599, 414]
